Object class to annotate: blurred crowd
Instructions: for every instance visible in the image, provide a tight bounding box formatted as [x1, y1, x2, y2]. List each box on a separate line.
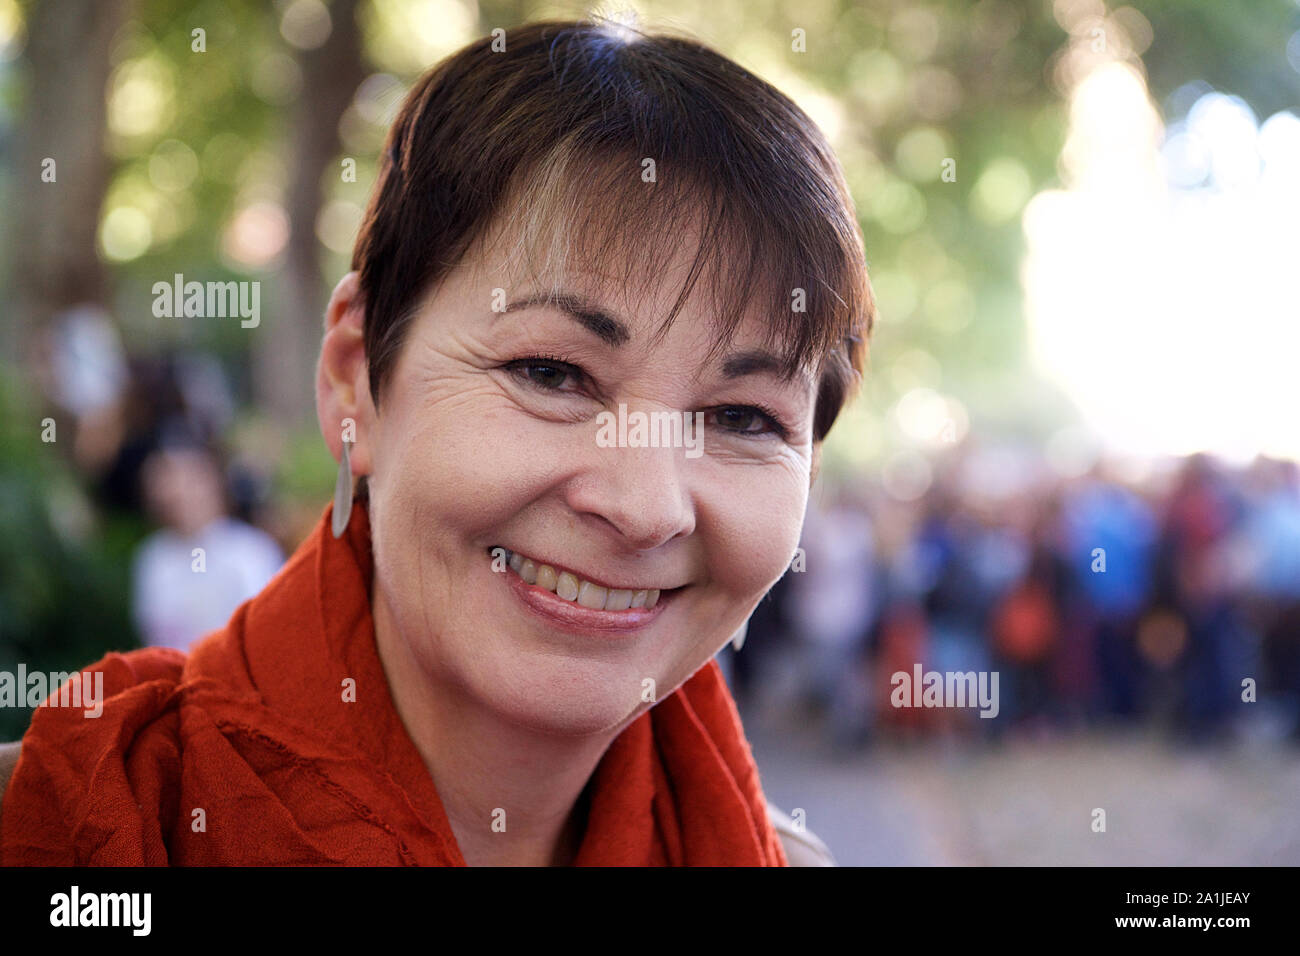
[731, 448, 1300, 750]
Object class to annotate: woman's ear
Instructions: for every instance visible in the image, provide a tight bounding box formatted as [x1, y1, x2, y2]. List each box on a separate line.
[809, 442, 823, 489]
[316, 272, 375, 478]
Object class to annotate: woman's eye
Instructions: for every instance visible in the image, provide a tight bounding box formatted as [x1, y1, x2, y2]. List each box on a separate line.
[710, 406, 787, 439]
[503, 361, 790, 440]
[506, 357, 581, 392]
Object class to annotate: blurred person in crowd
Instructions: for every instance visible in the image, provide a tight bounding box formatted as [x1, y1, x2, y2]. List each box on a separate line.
[31, 304, 129, 479]
[91, 357, 188, 514]
[873, 493, 948, 739]
[989, 497, 1067, 732]
[873, 600, 932, 738]
[1233, 459, 1300, 740]
[132, 433, 284, 651]
[727, 567, 798, 713]
[76, 351, 237, 516]
[1262, 599, 1300, 743]
[1061, 466, 1158, 721]
[787, 485, 878, 749]
[904, 483, 1018, 738]
[1148, 456, 1247, 740]
[1035, 487, 1096, 729]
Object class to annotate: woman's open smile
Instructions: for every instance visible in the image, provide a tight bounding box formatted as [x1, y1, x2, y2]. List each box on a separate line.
[491, 545, 682, 635]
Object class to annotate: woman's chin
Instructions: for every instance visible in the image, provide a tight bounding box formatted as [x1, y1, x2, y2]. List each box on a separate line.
[494, 700, 651, 738]
[468, 664, 656, 737]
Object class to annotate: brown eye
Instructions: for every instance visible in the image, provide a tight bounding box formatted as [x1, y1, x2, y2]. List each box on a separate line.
[716, 407, 761, 432]
[523, 363, 569, 388]
[710, 405, 787, 438]
[505, 356, 582, 392]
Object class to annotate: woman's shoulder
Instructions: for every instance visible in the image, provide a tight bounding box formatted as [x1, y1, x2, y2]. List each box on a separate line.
[0, 646, 189, 865]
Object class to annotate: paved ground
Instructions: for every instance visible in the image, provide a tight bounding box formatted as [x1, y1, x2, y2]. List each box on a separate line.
[740, 697, 1300, 866]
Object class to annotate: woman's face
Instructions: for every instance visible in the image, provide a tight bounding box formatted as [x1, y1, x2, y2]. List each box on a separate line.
[356, 223, 817, 736]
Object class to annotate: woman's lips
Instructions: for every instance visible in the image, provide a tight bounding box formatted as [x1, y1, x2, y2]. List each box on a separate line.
[500, 561, 675, 634]
[497, 547, 665, 608]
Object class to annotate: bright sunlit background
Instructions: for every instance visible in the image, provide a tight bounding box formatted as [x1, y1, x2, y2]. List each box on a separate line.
[1026, 44, 1300, 465]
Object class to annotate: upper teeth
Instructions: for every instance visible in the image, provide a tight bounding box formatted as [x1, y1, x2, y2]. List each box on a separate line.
[501, 549, 661, 610]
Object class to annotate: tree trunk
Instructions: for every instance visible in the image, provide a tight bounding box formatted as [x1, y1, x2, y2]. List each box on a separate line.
[252, 0, 364, 431]
[7, 0, 130, 362]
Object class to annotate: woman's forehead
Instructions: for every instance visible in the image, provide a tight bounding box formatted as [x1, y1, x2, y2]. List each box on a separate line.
[402, 137, 852, 383]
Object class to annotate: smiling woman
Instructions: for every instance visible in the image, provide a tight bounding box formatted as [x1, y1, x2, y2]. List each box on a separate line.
[0, 18, 872, 867]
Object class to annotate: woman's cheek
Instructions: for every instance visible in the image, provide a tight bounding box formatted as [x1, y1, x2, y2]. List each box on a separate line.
[708, 462, 808, 594]
[383, 399, 531, 523]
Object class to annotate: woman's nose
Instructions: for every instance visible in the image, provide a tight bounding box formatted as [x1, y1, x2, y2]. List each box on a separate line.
[567, 432, 697, 552]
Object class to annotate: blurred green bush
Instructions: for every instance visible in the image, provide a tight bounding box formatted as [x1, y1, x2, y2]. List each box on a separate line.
[0, 371, 144, 742]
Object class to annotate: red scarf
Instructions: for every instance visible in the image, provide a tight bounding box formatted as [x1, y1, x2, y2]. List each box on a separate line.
[1, 500, 786, 866]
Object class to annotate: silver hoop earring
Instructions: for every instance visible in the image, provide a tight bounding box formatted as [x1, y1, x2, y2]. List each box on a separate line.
[331, 440, 353, 538]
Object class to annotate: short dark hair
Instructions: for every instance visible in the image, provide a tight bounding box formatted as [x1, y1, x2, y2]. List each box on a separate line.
[352, 19, 874, 443]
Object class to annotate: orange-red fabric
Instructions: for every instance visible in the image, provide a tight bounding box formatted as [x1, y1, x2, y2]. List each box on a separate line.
[0, 500, 786, 866]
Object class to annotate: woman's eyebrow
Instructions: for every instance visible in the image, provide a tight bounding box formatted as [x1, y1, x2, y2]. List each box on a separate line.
[502, 292, 631, 347]
[721, 350, 812, 390]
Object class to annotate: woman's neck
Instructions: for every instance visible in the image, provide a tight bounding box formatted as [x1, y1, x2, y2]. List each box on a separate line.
[371, 589, 609, 866]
